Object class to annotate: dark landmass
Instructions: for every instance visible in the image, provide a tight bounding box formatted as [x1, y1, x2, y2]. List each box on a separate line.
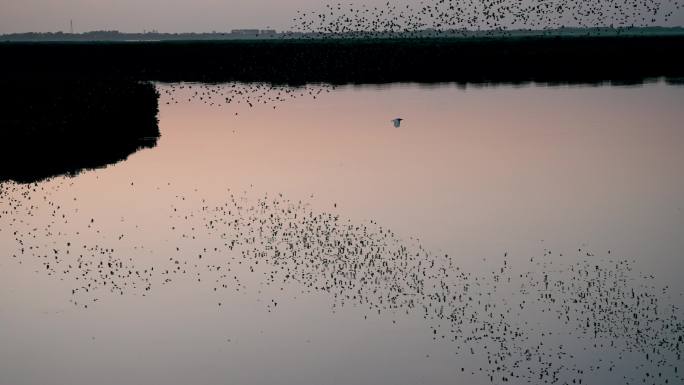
[1, 31, 682, 183]
[1, 35, 683, 85]
[0, 79, 159, 183]
[1, 27, 683, 42]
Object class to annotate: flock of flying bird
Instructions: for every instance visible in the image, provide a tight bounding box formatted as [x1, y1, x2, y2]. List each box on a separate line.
[1, 178, 682, 385]
[288, 0, 682, 38]
[158, 82, 335, 114]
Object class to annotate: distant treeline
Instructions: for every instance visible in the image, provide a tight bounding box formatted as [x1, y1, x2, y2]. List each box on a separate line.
[0, 30, 280, 42]
[1, 27, 683, 42]
[0, 78, 159, 183]
[1, 35, 683, 85]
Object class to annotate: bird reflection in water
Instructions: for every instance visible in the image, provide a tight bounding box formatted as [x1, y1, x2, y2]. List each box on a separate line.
[1, 179, 682, 385]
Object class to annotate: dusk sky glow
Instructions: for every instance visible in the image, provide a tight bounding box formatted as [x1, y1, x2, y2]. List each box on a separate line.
[1, 0, 683, 34]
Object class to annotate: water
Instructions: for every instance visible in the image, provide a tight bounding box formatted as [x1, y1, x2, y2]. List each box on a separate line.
[1, 82, 683, 385]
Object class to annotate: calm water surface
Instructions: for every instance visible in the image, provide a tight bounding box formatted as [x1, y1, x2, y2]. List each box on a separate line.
[1, 82, 683, 385]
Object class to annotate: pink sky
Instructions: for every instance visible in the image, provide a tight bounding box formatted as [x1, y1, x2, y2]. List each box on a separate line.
[1, 0, 683, 33]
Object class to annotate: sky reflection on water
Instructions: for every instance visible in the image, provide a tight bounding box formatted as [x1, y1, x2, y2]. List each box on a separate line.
[1, 82, 683, 385]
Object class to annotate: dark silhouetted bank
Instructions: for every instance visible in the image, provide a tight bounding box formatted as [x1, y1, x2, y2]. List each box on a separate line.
[0, 78, 159, 183]
[1, 35, 683, 85]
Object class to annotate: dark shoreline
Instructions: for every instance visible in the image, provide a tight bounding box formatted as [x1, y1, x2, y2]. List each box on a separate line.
[1, 35, 683, 85]
[0, 79, 160, 183]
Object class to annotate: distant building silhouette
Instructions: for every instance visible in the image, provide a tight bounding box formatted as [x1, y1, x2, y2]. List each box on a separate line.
[231, 29, 260, 36]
